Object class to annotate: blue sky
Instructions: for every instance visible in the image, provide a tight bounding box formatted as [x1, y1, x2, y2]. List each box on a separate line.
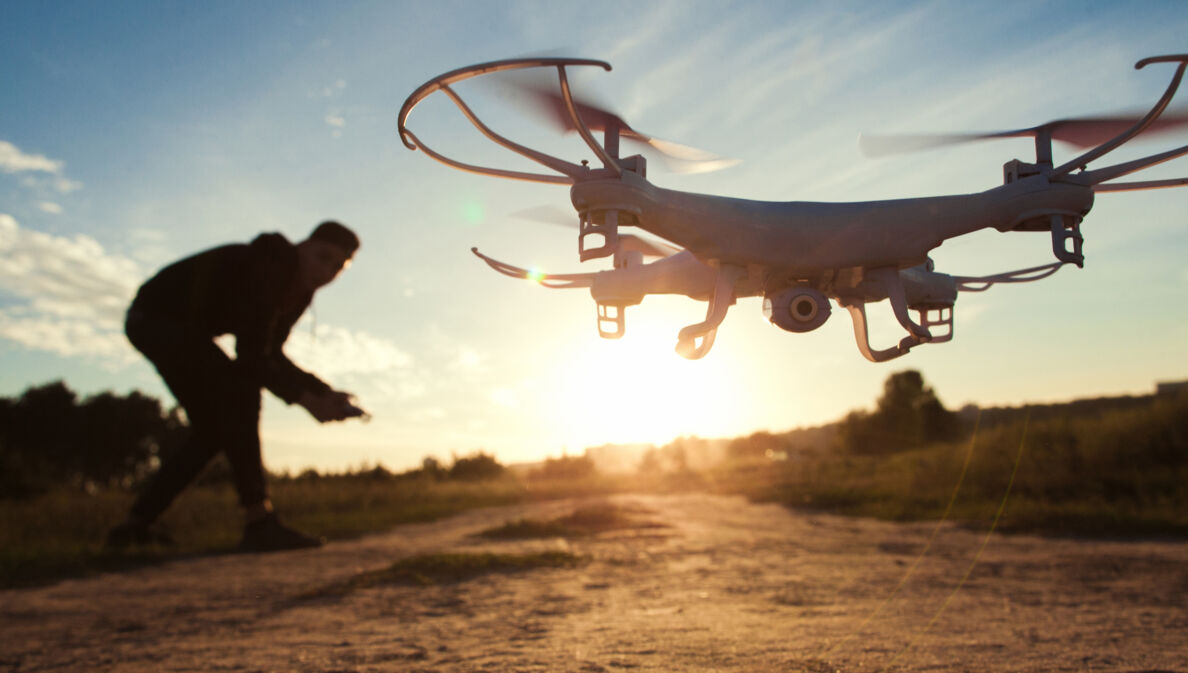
[2, 1, 1186, 472]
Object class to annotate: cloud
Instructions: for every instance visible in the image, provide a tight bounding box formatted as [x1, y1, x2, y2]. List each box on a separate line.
[0, 140, 63, 174]
[1, 140, 83, 195]
[36, 201, 63, 214]
[53, 177, 83, 194]
[0, 311, 134, 362]
[283, 320, 424, 401]
[0, 214, 142, 361]
[285, 322, 414, 377]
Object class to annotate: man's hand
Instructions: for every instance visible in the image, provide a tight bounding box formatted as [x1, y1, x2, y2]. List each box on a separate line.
[298, 389, 356, 423]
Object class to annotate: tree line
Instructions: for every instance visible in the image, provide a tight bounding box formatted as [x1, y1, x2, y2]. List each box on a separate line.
[0, 380, 511, 500]
[0, 381, 188, 499]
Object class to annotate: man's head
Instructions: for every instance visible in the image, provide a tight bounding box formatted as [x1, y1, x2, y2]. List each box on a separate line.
[296, 220, 359, 291]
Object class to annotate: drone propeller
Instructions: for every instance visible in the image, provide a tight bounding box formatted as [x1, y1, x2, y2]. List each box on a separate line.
[510, 205, 683, 258]
[496, 75, 739, 173]
[859, 110, 1188, 157]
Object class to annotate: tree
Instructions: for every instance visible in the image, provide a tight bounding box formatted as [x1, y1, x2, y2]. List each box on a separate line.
[0, 380, 186, 497]
[448, 452, 505, 480]
[838, 370, 959, 454]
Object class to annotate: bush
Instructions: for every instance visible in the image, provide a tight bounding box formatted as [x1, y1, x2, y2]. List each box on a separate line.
[448, 452, 505, 481]
[836, 370, 960, 454]
[530, 454, 598, 481]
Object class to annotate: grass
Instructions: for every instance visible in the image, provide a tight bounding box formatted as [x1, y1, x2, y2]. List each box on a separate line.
[0, 473, 528, 589]
[5, 392, 1185, 589]
[477, 502, 664, 539]
[301, 550, 586, 600]
[719, 392, 1188, 538]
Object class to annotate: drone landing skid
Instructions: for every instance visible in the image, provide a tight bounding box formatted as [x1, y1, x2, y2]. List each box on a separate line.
[843, 302, 928, 363]
[675, 264, 743, 360]
[841, 267, 934, 363]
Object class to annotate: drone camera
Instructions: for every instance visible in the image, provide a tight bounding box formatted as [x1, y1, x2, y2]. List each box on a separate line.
[763, 286, 832, 333]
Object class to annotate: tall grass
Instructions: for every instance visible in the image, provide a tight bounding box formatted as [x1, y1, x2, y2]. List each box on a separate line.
[742, 392, 1188, 536]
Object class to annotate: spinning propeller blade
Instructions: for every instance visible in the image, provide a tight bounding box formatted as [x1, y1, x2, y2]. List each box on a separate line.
[860, 110, 1188, 157]
[509, 206, 683, 258]
[619, 234, 682, 258]
[495, 74, 739, 173]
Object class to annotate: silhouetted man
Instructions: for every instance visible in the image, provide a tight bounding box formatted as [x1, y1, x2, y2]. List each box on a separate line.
[108, 221, 361, 552]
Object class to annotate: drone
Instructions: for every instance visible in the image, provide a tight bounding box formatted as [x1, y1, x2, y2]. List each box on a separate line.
[398, 55, 1188, 361]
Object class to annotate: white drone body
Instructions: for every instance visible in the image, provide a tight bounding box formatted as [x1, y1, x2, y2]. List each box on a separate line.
[399, 56, 1188, 361]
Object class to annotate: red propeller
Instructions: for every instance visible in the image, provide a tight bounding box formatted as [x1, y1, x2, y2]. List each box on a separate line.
[859, 110, 1188, 157]
[494, 74, 739, 174]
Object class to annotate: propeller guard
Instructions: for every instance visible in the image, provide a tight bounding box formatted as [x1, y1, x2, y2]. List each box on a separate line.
[398, 57, 629, 185]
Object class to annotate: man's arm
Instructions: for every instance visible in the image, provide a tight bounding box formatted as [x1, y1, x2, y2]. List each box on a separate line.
[231, 234, 332, 405]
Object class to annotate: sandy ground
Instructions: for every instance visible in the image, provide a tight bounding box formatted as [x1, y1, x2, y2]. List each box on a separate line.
[2, 493, 1186, 673]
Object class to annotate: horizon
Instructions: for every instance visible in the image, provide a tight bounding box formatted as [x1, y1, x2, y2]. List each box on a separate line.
[3, 1, 1186, 474]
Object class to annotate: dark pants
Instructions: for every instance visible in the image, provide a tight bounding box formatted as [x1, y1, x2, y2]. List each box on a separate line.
[125, 310, 267, 523]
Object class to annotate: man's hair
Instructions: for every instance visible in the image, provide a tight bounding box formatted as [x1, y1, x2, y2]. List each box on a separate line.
[309, 220, 360, 255]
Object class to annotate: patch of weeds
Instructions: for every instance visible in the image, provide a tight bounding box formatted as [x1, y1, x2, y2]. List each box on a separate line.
[302, 550, 586, 600]
[478, 502, 665, 540]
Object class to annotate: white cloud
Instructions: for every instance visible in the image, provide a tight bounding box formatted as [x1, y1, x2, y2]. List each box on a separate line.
[36, 201, 63, 214]
[0, 311, 135, 363]
[0, 140, 63, 174]
[283, 320, 423, 401]
[125, 227, 174, 264]
[0, 214, 141, 360]
[324, 113, 346, 128]
[0, 140, 83, 195]
[54, 177, 83, 194]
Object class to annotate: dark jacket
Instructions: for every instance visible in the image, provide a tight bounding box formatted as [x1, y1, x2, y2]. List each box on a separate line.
[129, 233, 330, 404]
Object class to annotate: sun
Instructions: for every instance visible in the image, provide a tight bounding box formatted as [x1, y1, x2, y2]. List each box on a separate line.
[540, 301, 753, 450]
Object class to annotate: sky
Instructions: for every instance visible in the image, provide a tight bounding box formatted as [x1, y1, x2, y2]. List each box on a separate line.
[2, 1, 1186, 473]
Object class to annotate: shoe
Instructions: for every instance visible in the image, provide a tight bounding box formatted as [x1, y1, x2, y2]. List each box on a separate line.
[238, 513, 324, 553]
[106, 521, 176, 549]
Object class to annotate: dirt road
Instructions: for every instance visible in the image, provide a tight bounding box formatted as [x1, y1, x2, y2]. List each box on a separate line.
[3, 493, 1186, 672]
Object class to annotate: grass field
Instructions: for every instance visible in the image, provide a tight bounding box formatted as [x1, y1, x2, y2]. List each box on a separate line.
[4, 391, 1185, 589]
[717, 391, 1188, 538]
[0, 473, 528, 588]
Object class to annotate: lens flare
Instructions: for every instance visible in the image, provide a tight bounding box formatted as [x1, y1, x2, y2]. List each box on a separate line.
[461, 200, 485, 226]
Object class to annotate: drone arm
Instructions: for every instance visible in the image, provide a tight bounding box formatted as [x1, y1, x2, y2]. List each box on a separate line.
[1050, 55, 1188, 180]
[470, 248, 595, 288]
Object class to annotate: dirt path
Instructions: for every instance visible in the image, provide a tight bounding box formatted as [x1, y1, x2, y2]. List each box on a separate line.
[3, 493, 1186, 672]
